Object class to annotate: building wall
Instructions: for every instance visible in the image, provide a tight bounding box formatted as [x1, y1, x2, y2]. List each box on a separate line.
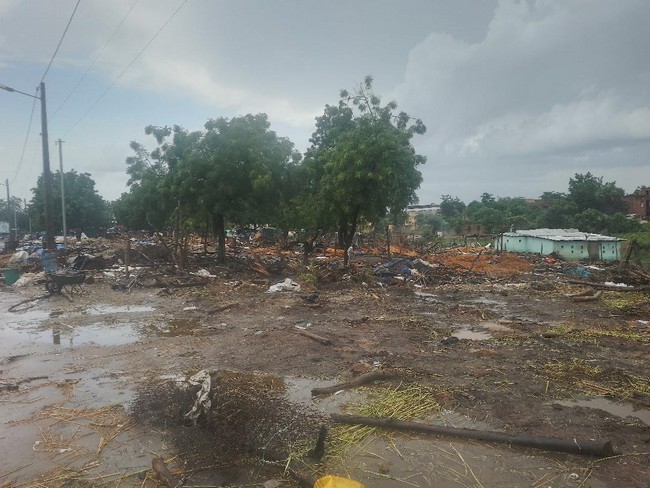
[496, 236, 622, 261]
[624, 188, 650, 218]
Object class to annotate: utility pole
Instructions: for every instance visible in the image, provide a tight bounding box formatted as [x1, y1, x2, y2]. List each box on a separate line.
[40, 82, 55, 250]
[0, 81, 53, 249]
[56, 139, 67, 249]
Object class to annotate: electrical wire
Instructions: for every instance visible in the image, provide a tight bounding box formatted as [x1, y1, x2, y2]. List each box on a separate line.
[51, 0, 140, 120]
[64, 0, 189, 137]
[11, 87, 39, 185]
[40, 0, 82, 83]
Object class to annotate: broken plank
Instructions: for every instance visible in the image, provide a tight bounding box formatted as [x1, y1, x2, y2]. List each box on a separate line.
[296, 329, 332, 346]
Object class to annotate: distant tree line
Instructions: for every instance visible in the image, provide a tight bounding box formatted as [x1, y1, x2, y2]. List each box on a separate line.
[435, 173, 645, 236]
[23, 77, 648, 260]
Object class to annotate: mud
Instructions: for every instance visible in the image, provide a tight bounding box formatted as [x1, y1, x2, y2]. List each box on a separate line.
[1, 262, 649, 487]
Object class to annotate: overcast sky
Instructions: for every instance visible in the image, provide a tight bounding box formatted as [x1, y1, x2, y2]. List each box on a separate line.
[1, 0, 648, 206]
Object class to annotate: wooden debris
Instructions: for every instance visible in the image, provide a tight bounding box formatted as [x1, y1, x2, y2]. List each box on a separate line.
[152, 456, 179, 488]
[331, 414, 615, 457]
[311, 370, 396, 396]
[296, 329, 332, 346]
[572, 290, 603, 302]
[8, 293, 51, 312]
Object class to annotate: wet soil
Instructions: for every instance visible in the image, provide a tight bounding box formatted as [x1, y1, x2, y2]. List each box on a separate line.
[1, 263, 649, 487]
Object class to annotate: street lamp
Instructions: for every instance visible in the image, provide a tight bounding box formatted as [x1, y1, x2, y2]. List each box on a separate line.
[0, 82, 55, 250]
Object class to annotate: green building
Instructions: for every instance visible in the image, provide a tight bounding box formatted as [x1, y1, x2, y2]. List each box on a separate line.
[494, 228, 623, 261]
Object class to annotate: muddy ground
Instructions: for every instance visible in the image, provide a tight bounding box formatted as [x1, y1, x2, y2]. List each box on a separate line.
[1, 250, 649, 487]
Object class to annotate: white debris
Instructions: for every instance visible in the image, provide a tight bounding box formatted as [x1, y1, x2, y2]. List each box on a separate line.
[192, 268, 217, 278]
[266, 278, 301, 293]
[185, 370, 213, 421]
[9, 251, 29, 264]
[603, 281, 630, 288]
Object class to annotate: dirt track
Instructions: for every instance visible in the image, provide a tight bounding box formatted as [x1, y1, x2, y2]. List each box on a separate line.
[1, 250, 649, 487]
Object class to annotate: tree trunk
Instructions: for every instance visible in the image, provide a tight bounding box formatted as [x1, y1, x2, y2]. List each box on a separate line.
[303, 238, 313, 265]
[213, 213, 226, 264]
[341, 208, 359, 268]
[173, 200, 181, 256]
[386, 225, 391, 258]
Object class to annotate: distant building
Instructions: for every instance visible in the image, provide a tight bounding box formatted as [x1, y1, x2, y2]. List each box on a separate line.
[405, 203, 440, 228]
[624, 188, 650, 219]
[494, 228, 624, 261]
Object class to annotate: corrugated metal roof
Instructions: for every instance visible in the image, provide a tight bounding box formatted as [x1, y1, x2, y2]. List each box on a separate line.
[501, 228, 622, 242]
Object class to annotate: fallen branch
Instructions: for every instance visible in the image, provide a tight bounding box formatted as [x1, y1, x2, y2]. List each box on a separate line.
[151, 456, 179, 488]
[565, 289, 595, 298]
[572, 291, 603, 302]
[331, 414, 614, 457]
[467, 249, 484, 273]
[311, 370, 396, 396]
[8, 293, 51, 312]
[296, 329, 332, 346]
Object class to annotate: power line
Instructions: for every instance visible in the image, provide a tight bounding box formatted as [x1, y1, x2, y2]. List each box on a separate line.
[64, 0, 189, 137]
[12, 87, 39, 185]
[51, 0, 140, 119]
[41, 0, 82, 83]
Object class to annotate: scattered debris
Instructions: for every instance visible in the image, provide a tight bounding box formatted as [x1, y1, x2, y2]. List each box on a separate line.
[267, 278, 301, 293]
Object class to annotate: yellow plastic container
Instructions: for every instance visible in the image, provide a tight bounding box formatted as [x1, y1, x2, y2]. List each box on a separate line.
[314, 475, 365, 488]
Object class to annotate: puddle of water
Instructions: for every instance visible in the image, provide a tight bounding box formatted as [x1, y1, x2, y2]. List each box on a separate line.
[452, 328, 492, 340]
[285, 376, 368, 415]
[5, 308, 51, 326]
[5, 322, 141, 347]
[86, 305, 156, 315]
[479, 321, 514, 333]
[153, 317, 203, 336]
[555, 398, 650, 426]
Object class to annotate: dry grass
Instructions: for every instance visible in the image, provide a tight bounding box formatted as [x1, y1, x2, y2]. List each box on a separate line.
[548, 322, 650, 344]
[322, 384, 441, 467]
[540, 358, 650, 399]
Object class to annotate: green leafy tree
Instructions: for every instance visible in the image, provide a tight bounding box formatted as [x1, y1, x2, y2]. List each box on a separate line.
[439, 195, 466, 218]
[185, 114, 296, 263]
[415, 212, 443, 238]
[568, 172, 628, 215]
[304, 76, 426, 265]
[0, 197, 28, 237]
[29, 170, 109, 234]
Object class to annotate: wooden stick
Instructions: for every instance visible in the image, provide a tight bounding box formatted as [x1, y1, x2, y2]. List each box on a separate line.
[151, 457, 179, 488]
[330, 414, 614, 457]
[572, 291, 603, 302]
[467, 249, 484, 273]
[311, 370, 395, 396]
[296, 329, 332, 346]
